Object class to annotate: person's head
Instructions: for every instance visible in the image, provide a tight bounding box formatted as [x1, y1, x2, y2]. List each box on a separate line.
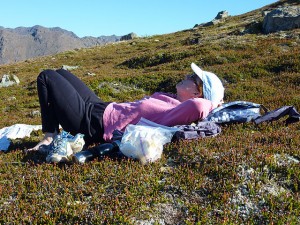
[176, 73, 203, 102]
[176, 63, 225, 106]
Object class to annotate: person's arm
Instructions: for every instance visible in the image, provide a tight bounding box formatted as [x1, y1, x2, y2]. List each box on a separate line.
[152, 92, 177, 99]
[150, 92, 178, 104]
[160, 98, 214, 126]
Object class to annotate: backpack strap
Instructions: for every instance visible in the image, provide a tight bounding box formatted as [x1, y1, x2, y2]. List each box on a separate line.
[260, 104, 269, 114]
[254, 105, 300, 125]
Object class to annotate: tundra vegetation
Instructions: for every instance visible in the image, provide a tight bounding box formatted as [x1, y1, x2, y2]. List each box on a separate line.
[0, 0, 299, 224]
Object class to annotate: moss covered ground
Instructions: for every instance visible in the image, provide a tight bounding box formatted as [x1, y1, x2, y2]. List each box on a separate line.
[0, 0, 299, 224]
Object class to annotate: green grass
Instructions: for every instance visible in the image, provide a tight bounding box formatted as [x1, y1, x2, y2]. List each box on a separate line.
[0, 0, 300, 223]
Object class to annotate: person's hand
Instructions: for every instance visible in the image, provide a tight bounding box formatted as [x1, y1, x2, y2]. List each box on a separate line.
[212, 99, 224, 109]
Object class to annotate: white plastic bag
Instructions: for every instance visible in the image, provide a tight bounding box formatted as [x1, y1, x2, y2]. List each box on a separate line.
[119, 123, 177, 165]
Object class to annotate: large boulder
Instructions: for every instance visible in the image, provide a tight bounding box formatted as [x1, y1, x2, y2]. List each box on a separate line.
[196, 11, 230, 27]
[120, 32, 138, 41]
[263, 6, 300, 33]
[215, 11, 229, 20]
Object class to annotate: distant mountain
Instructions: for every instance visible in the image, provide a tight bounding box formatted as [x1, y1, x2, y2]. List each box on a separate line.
[0, 25, 122, 65]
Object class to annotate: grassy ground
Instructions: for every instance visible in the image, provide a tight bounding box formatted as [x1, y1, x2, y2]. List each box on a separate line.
[0, 0, 300, 224]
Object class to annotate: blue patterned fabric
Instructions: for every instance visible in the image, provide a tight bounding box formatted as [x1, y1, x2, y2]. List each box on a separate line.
[204, 101, 267, 124]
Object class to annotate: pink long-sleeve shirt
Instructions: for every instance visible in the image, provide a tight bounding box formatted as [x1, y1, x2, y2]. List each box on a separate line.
[102, 92, 214, 141]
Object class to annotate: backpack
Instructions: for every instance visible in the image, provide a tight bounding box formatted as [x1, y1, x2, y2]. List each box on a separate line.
[204, 101, 300, 125]
[204, 101, 268, 124]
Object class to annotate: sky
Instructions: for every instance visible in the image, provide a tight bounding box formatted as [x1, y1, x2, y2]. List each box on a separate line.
[1, 0, 278, 38]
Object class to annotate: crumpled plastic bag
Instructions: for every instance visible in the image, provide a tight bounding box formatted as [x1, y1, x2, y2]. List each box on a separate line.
[119, 124, 176, 165]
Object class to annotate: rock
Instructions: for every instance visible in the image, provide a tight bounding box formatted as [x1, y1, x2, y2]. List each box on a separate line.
[215, 10, 229, 20]
[120, 32, 138, 41]
[85, 72, 96, 76]
[7, 96, 16, 101]
[0, 74, 20, 87]
[262, 10, 271, 17]
[263, 6, 300, 33]
[29, 110, 41, 118]
[203, 19, 222, 27]
[61, 65, 79, 70]
[197, 10, 230, 27]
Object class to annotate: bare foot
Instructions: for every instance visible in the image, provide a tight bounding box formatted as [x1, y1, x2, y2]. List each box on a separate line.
[27, 132, 58, 151]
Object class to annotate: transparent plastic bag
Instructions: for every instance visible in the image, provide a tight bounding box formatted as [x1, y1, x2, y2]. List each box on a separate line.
[119, 123, 176, 165]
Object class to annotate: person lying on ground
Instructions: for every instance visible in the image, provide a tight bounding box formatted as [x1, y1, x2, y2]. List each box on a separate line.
[28, 62, 224, 151]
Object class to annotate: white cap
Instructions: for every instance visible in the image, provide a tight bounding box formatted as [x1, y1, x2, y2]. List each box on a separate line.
[191, 63, 224, 104]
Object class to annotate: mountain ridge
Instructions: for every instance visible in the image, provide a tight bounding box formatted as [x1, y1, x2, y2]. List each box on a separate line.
[0, 25, 122, 65]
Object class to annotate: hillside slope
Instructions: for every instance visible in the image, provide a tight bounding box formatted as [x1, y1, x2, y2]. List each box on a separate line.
[0, 0, 299, 224]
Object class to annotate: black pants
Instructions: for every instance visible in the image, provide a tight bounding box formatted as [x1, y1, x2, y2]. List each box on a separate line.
[37, 69, 109, 144]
